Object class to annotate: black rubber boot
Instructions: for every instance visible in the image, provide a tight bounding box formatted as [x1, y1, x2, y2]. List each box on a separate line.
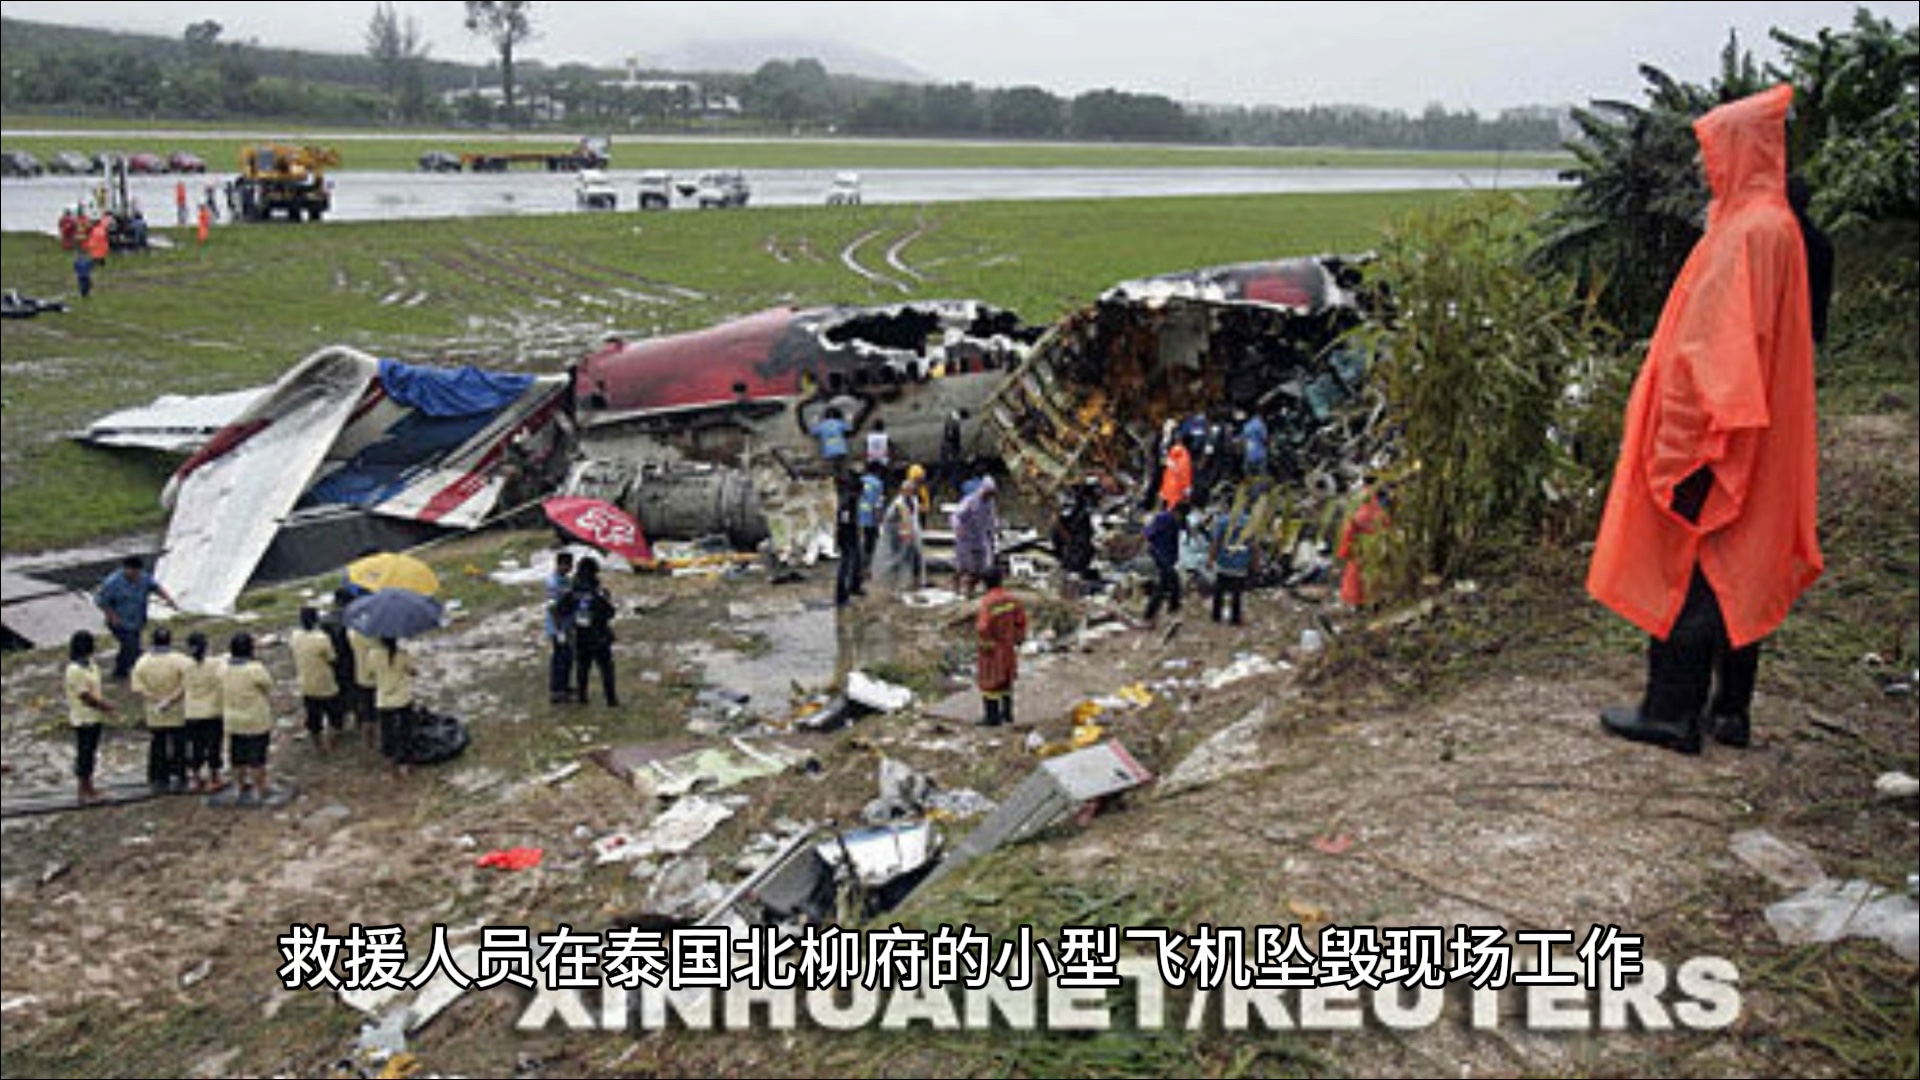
[1600, 705, 1702, 755]
[1710, 712, 1751, 748]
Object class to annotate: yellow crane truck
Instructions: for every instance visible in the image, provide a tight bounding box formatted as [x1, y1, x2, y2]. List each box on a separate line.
[231, 144, 339, 222]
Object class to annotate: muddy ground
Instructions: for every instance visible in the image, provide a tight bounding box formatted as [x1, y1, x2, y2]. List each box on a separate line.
[1, 414, 1915, 1079]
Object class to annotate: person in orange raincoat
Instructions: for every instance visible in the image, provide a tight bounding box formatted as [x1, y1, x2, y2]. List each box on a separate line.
[1588, 84, 1821, 755]
[1337, 485, 1390, 608]
[197, 203, 211, 246]
[975, 565, 1028, 727]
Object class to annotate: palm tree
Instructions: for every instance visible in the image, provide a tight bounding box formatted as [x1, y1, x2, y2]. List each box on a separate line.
[1534, 36, 1771, 338]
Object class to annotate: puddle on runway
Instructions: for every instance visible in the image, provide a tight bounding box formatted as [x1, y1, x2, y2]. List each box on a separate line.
[678, 599, 898, 717]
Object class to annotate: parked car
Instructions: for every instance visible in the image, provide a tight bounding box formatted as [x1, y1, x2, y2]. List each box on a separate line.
[826, 172, 863, 206]
[48, 150, 93, 175]
[126, 152, 168, 174]
[1, 150, 43, 178]
[575, 169, 618, 211]
[168, 151, 207, 173]
[636, 170, 673, 210]
[418, 150, 462, 173]
[681, 169, 750, 209]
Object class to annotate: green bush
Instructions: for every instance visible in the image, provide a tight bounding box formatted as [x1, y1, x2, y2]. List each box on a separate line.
[1355, 193, 1622, 595]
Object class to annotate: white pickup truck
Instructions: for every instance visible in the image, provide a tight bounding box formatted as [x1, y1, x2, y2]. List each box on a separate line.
[575, 169, 618, 211]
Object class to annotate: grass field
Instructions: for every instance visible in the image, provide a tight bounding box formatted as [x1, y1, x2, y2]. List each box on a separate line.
[0, 123, 1571, 173]
[0, 186, 1541, 554]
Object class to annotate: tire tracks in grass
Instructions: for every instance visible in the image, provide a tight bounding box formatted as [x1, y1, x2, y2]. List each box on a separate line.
[840, 227, 912, 294]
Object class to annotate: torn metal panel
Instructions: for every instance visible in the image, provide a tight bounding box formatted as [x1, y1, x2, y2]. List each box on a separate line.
[819, 821, 941, 888]
[151, 347, 571, 614]
[916, 740, 1154, 894]
[79, 387, 266, 452]
[157, 347, 376, 616]
[0, 583, 107, 652]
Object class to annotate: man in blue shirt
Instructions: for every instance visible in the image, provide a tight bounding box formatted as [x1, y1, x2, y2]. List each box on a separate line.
[858, 463, 886, 575]
[545, 550, 575, 703]
[1239, 412, 1269, 479]
[1210, 501, 1261, 626]
[811, 407, 850, 471]
[96, 555, 176, 682]
[1143, 502, 1188, 625]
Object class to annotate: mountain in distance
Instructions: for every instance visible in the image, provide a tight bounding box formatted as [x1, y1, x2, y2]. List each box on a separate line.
[645, 36, 931, 82]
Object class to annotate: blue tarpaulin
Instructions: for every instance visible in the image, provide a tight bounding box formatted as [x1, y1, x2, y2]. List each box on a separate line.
[299, 360, 533, 508]
[378, 358, 534, 417]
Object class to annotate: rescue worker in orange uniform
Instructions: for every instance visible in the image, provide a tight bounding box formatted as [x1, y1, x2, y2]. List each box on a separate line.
[1588, 84, 1822, 755]
[86, 216, 111, 265]
[1160, 434, 1193, 511]
[975, 565, 1028, 727]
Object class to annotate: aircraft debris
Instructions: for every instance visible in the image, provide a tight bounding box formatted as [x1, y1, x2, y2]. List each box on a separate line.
[153, 346, 572, 614]
[917, 739, 1154, 893]
[985, 254, 1396, 584]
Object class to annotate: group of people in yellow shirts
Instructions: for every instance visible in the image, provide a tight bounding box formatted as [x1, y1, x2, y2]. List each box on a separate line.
[64, 588, 422, 805]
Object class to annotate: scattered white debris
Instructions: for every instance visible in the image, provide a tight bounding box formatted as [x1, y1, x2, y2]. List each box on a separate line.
[594, 796, 736, 864]
[847, 671, 913, 713]
[1874, 771, 1919, 800]
[1729, 830, 1827, 891]
[1765, 879, 1920, 961]
[901, 588, 963, 608]
[1203, 653, 1287, 690]
[1160, 705, 1273, 796]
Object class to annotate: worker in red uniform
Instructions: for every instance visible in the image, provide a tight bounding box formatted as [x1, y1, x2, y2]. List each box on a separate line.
[1588, 84, 1821, 755]
[975, 565, 1028, 727]
[1337, 484, 1390, 608]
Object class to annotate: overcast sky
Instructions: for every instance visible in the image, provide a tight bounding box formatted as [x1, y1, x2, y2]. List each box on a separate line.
[1, 1, 1910, 113]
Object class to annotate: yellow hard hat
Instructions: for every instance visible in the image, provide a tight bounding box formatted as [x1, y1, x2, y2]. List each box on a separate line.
[907, 463, 926, 481]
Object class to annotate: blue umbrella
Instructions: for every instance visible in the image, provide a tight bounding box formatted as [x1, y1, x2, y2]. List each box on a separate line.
[344, 588, 445, 640]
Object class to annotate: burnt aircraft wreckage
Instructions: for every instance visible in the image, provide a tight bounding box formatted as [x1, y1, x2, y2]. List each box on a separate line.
[34, 256, 1389, 628]
[563, 299, 1039, 550]
[986, 254, 1395, 576]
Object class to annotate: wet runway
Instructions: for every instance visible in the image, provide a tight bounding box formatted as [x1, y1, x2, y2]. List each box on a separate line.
[1, 164, 1563, 234]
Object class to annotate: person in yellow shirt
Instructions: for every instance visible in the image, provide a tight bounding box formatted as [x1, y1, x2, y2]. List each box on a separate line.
[221, 632, 279, 803]
[181, 631, 226, 793]
[130, 626, 192, 793]
[67, 630, 117, 804]
[364, 636, 417, 777]
[346, 605, 380, 750]
[325, 588, 372, 747]
[291, 606, 344, 752]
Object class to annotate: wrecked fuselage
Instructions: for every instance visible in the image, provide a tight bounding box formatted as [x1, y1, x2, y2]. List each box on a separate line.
[569, 300, 1041, 546]
[155, 347, 572, 614]
[986, 255, 1395, 571]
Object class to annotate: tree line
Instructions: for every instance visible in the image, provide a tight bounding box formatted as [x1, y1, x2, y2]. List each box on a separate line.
[1, 8, 1560, 150]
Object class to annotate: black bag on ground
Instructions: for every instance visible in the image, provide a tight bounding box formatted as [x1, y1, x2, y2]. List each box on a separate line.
[408, 708, 470, 765]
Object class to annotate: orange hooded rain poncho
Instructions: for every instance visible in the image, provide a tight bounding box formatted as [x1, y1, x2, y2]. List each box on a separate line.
[1586, 83, 1821, 649]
